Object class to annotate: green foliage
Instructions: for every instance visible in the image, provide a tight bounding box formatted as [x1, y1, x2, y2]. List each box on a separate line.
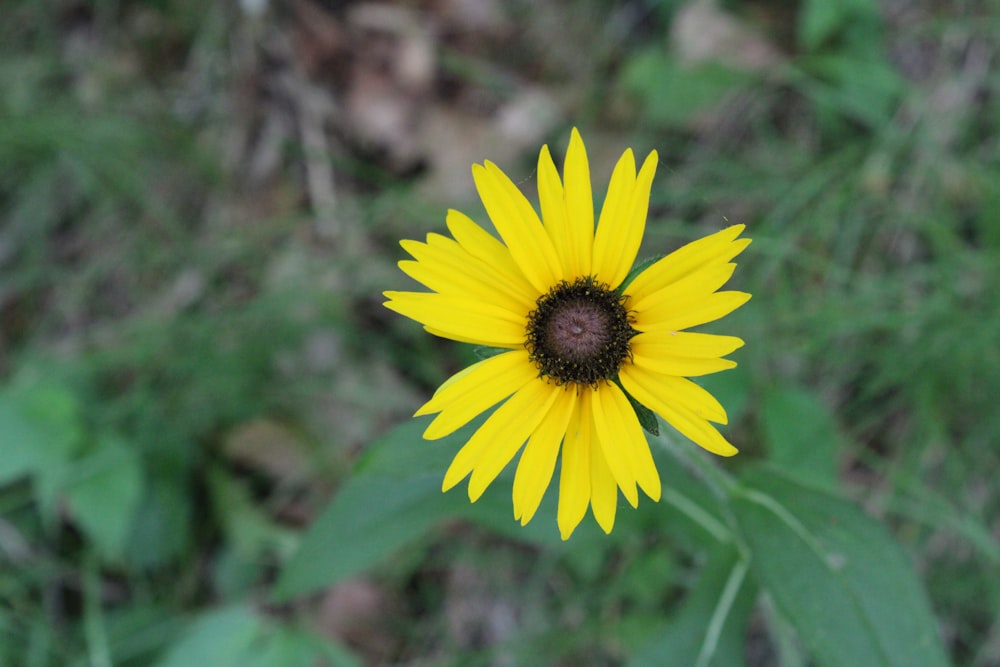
[0, 375, 82, 488]
[275, 416, 570, 600]
[0, 371, 144, 564]
[153, 606, 359, 667]
[798, 0, 881, 51]
[796, 0, 905, 128]
[619, 47, 756, 129]
[628, 545, 756, 667]
[273, 420, 462, 599]
[64, 435, 144, 562]
[759, 386, 840, 487]
[733, 467, 950, 667]
[279, 415, 954, 664]
[3, 0, 999, 664]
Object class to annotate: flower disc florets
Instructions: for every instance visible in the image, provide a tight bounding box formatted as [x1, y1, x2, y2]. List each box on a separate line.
[526, 277, 635, 387]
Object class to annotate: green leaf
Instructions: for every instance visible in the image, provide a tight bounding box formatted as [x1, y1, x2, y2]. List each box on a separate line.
[352, 417, 460, 478]
[798, 0, 880, 51]
[800, 53, 905, 128]
[617, 254, 664, 294]
[473, 346, 509, 360]
[0, 609, 17, 665]
[241, 627, 361, 667]
[0, 398, 50, 484]
[102, 603, 189, 666]
[759, 386, 839, 486]
[799, 0, 840, 50]
[628, 544, 756, 667]
[208, 467, 297, 561]
[127, 474, 193, 569]
[0, 379, 82, 485]
[275, 472, 454, 600]
[154, 607, 261, 667]
[620, 381, 659, 436]
[620, 48, 753, 129]
[65, 436, 144, 562]
[273, 418, 472, 600]
[153, 606, 361, 667]
[733, 467, 950, 667]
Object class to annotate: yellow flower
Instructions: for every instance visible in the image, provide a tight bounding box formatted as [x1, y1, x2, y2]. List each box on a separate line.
[384, 128, 750, 539]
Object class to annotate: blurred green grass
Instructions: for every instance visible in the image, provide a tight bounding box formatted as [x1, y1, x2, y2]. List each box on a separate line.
[1, 0, 999, 665]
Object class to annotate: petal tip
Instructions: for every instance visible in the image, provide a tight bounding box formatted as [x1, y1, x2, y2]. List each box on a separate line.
[639, 149, 659, 173]
[468, 483, 486, 503]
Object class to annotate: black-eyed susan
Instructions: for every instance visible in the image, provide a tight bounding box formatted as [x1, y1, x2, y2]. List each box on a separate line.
[384, 128, 750, 539]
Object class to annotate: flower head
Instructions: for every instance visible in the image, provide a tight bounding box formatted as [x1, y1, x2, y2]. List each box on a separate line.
[384, 128, 750, 539]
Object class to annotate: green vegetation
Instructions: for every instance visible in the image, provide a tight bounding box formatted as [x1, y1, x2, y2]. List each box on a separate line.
[1, 0, 998, 665]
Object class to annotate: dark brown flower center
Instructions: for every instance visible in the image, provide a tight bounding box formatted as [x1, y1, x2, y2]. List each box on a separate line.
[525, 277, 635, 387]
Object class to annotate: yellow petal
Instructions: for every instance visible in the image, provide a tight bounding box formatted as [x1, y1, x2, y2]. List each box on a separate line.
[467, 382, 561, 501]
[633, 291, 752, 333]
[621, 364, 728, 424]
[630, 354, 737, 377]
[631, 331, 745, 358]
[513, 387, 575, 525]
[400, 234, 535, 312]
[562, 128, 594, 277]
[421, 326, 519, 347]
[593, 150, 658, 288]
[629, 261, 738, 314]
[418, 350, 538, 439]
[588, 433, 618, 534]
[537, 144, 573, 281]
[631, 331, 741, 376]
[472, 162, 562, 294]
[620, 367, 738, 456]
[558, 394, 592, 540]
[442, 378, 557, 497]
[591, 149, 636, 285]
[660, 402, 738, 457]
[627, 225, 750, 302]
[592, 382, 661, 503]
[445, 210, 538, 299]
[397, 258, 528, 316]
[383, 292, 526, 347]
[590, 384, 638, 507]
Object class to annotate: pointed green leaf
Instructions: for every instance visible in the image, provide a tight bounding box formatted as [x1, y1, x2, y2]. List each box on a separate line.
[733, 467, 950, 667]
[241, 627, 361, 667]
[273, 418, 473, 600]
[65, 436, 144, 562]
[620, 381, 659, 436]
[154, 607, 261, 667]
[473, 346, 509, 360]
[0, 380, 82, 485]
[618, 254, 664, 294]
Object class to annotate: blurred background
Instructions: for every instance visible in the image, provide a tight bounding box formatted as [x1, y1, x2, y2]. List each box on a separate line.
[1, 0, 998, 665]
